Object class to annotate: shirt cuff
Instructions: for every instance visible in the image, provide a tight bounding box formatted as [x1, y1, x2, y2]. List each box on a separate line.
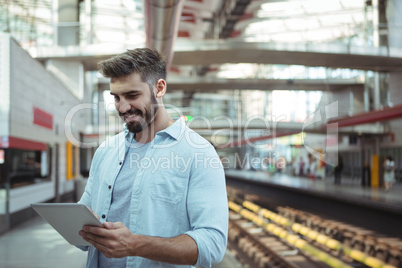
[185, 229, 226, 268]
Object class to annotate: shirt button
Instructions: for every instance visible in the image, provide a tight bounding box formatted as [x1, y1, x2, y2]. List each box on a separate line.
[108, 185, 111, 189]
[119, 162, 122, 165]
[102, 214, 106, 219]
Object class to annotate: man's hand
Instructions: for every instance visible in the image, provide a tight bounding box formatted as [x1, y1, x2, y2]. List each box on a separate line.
[79, 222, 135, 258]
[79, 222, 198, 264]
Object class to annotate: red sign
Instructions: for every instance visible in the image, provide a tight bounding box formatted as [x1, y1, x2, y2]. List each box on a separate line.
[0, 136, 46, 151]
[33, 107, 53, 130]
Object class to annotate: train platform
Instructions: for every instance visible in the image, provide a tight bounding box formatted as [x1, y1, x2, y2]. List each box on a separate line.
[1, 170, 400, 267]
[0, 214, 241, 268]
[225, 169, 402, 212]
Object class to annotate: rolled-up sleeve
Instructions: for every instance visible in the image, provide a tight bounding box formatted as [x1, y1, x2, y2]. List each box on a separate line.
[78, 144, 106, 208]
[78, 166, 94, 209]
[185, 148, 228, 267]
[76, 146, 102, 253]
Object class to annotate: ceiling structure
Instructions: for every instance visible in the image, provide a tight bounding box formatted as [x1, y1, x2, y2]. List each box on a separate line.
[4, 0, 390, 75]
[165, 0, 392, 76]
[29, 40, 402, 72]
[97, 75, 364, 92]
[140, 0, 402, 139]
[2, 0, 399, 138]
[165, 77, 364, 92]
[171, 40, 402, 71]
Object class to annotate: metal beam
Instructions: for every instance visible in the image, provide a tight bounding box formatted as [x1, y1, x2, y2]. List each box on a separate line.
[327, 103, 402, 128]
[216, 130, 301, 148]
[97, 76, 364, 92]
[166, 77, 364, 91]
[30, 40, 402, 72]
[172, 40, 402, 71]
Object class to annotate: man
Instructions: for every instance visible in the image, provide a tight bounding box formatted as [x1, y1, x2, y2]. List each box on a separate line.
[334, 155, 343, 185]
[78, 48, 228, 267]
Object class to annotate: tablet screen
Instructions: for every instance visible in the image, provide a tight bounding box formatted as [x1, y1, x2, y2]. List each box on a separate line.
[31, 203, 102, 246]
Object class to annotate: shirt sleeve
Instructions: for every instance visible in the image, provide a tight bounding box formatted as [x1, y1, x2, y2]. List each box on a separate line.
[75, 147, 102, 252]
[78, 145, 105, 208]
[77, 169, 93, 209]
[184, 146, 228, 267]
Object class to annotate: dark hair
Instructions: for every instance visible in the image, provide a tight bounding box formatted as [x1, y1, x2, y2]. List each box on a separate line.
[98, 48, 166, 89]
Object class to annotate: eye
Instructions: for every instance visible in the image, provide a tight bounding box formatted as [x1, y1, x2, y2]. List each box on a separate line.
[114, 95, 120, 102]
[127, 94, 138, 99]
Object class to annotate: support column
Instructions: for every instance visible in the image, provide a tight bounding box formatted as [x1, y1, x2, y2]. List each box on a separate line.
[371, 0, 387, 110]
[56, 0, 80, 46]
[373, 72, 381, 110]
[387, 0, 402, 107]
[46, 0, 84, 101]
[363, 76, 370, 111]
[371, 137, 381, 188]
[387, 0, 402, 53]
[371, 153, 380, 188]
[83, 0, 93, 45]
[372, 0, 380, 47]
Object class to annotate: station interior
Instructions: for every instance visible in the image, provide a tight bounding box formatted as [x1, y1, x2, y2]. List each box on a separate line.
[0, 0, 402, 267]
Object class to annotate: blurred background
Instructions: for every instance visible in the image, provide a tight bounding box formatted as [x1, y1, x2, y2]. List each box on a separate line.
[0, 0, 402, 267]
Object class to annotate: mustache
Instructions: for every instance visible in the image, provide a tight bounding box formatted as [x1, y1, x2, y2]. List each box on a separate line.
[119, 109, 142, 117]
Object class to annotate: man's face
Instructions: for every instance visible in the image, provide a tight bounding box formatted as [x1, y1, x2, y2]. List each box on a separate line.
[110, 73, 159, 133]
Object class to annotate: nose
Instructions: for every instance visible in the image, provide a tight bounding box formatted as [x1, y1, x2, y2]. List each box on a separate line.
[118, 98, 131, 114]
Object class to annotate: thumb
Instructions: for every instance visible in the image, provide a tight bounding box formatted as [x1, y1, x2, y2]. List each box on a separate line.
[103, 221, 114, 229]
[103, 221, 124, 229]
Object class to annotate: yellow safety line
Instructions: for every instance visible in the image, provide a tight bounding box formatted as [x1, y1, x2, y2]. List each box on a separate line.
[234, 200, 397, 268]
[229, 201, 352, 268]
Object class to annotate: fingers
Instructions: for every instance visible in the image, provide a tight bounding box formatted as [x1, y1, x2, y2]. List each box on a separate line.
[79, 224, 105, 247]
[82, 225, 103, 235]
[78, 224, 120, 258]
[81, 232, 116, 258]
[86, 206, 100, 220]
[80, 222, 124, 241]
[80, 230, 103, 245]
[79, 222, 132, 258]
[79, 225, 112, 250]
[103, 221, 124, 229]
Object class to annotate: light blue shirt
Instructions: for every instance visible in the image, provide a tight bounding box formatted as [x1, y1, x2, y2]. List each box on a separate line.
[78, 118, 228, 268]
[99, 140, 151, 267]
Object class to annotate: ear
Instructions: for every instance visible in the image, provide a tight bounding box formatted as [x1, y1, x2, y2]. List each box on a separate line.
[155, 79, 167, 98]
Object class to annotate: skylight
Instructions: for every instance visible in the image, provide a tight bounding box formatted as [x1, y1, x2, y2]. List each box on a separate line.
[244, 0, 365, 44]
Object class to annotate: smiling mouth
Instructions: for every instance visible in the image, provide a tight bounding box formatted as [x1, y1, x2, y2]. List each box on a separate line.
[121, 111, 142, 122]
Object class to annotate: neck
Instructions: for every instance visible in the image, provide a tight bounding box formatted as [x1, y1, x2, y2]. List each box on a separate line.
[134, 108, 173, 143]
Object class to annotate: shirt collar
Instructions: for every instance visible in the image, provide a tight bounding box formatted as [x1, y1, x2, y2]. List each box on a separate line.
[158, 117, 185, 140]
[123, 117, 185, 141]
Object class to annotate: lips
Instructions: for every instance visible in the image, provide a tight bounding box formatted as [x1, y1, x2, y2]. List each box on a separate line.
[121, 110, 142, 123]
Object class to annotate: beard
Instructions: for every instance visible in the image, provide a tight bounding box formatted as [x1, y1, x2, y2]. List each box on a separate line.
[120, 94, 159, 134]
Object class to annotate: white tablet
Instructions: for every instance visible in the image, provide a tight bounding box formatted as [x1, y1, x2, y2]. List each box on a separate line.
[31, 203, 102, 246]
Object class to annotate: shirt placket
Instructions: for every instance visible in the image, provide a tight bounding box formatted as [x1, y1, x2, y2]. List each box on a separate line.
[129, 139, 159, 233]
[100, 134, 131, 222]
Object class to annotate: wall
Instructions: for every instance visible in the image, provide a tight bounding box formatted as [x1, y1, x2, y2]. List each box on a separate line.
[0, 33, 10, 137]
[318, 87, 365, 119]
[7, 35, 87, 211]
[9, 39, 85, 144]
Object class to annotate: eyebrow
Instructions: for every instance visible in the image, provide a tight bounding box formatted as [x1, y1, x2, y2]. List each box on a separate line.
[110, 90, 141, 96]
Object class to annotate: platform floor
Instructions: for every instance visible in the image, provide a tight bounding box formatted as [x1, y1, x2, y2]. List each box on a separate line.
[225, 169, 402, 210]
[0, 214, 241, 268]
[1, 170, 400, 267]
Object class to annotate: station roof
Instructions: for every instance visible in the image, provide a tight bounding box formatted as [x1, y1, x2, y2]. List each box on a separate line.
[3, 0, 401, 137]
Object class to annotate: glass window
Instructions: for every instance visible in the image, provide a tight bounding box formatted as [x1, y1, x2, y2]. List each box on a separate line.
[8, 148, 50, 188]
